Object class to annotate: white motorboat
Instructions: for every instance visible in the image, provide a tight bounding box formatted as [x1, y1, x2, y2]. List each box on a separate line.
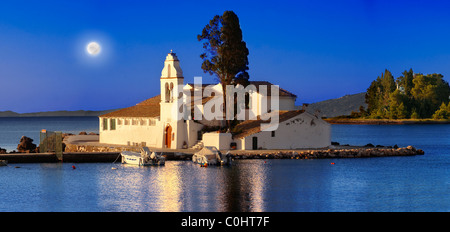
[121, 147, 165, 166]
[192, 146, 231, 166]
[0, 160, 7, 167]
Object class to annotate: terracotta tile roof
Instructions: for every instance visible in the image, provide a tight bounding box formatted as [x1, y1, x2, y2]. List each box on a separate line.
[233, 110, 305, 139]
[99, 94, 214, 118]
[136, 95, 161, 106]
[99, 95, 161, 118]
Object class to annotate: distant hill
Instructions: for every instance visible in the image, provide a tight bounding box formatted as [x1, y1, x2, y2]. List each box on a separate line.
[0, 109, 119, 117]
[0, 111, 20, 117]
[306, 92, 367, 118]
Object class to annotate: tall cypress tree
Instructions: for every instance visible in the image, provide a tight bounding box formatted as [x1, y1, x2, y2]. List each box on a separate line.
[198, 10, 250, 129]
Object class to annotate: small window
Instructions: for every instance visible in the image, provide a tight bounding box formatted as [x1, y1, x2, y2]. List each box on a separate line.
[149, 119, 156, 126]
[110, 119, 116, 130]
[103, 118, 108, 130]
[271, 131, 275, 137]
[165, 83, 170, 102]
[140, 119, 146, 126]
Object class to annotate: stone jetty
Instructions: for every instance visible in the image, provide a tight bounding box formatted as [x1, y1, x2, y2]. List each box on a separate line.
[228, 146, 424, 160]
[0, 145, 424, 163]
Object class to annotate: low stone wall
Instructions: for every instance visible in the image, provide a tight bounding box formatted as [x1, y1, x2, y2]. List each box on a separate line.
[230, 146, 424, 159]
[64, 143, 140, 153]
[64, 143, 192, 160]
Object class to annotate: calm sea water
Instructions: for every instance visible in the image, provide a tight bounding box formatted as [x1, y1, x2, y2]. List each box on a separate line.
[0, 117, 448, 212]
[0, 117, 99, 152]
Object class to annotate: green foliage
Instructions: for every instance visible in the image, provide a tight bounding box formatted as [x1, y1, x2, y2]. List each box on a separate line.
[365, 69, 450, 119]
[411, 109, 419, 119]
[197, 10, 250, 130]
[197, 10, 250, 87]
[432, 102, 450, 119]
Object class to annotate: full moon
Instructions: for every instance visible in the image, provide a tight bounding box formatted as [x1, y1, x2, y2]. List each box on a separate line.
[86, 42, 101, 55]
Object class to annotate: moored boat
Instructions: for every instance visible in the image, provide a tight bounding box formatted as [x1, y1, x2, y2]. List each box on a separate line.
[121, 147, 165, 166]
[192, 146, 231, 166]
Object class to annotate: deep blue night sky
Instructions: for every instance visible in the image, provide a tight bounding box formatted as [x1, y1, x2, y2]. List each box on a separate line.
[1, 0, 450, 113]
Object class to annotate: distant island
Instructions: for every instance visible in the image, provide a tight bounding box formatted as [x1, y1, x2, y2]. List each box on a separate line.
[318, 68, 450, 124]
[359, 69, 450, 120]
[0, 109, 118, 117]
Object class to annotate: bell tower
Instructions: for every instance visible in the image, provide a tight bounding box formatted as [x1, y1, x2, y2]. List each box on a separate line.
[160, 50, 184, 123]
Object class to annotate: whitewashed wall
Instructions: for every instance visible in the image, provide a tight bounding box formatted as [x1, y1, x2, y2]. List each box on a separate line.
[202, 132, 232, 150]
[99, 117, 163, 147]
[235, 112, 331, 150]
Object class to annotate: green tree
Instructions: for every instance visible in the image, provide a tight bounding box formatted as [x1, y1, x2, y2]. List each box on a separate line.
[198, 10, 250, 129]
[396, 102, 408, 119]
[411, 73, 450, 118]
[432, 102, 450, 119]
[411, 109, 419, 119]
[366, 69, 396, 118]
[365, 77, 382, 116]
[397, 68, 414, 97]
[381, 69, 396, 94]
[389, 89, 410, 118]
[366, 69, 450, 119]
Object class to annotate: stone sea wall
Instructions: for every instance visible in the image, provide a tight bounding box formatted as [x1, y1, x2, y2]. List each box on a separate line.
[230, 146, 424, 159]
[64, 143, 140, 153]
[65, 142, 424, 160]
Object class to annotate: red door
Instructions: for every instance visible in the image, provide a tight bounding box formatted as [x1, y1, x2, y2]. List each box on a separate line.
[165, 125, 172, 148]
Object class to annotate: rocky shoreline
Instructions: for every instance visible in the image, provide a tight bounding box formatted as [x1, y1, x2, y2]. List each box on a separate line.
[229, 146, 424, 160]
[324, 118, 450, 124]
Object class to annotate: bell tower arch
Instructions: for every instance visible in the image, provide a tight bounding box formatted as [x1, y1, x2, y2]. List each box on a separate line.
[160, 49, 185, 121]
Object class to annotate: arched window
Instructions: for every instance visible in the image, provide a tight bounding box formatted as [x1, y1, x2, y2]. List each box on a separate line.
[165, 83, 170, 102]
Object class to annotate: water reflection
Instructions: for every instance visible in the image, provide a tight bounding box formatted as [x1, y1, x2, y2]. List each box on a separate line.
[95, 160, 271, 212]
[29, 147, 445, 212]
[222, 160, 269, 211]
[39, 163, 65, 211]
[152, 162, 182, 211]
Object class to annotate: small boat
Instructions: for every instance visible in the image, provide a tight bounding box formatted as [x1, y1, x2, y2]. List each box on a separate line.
[121, 147, 165, 166]
[0, 160, 7, 167]
[192, 146, 232, 166]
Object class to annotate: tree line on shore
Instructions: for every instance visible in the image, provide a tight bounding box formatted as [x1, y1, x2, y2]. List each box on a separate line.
[353, 69, 450, 119]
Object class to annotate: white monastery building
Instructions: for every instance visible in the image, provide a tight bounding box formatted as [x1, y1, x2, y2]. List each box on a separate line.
[99, 51, 331, 150]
